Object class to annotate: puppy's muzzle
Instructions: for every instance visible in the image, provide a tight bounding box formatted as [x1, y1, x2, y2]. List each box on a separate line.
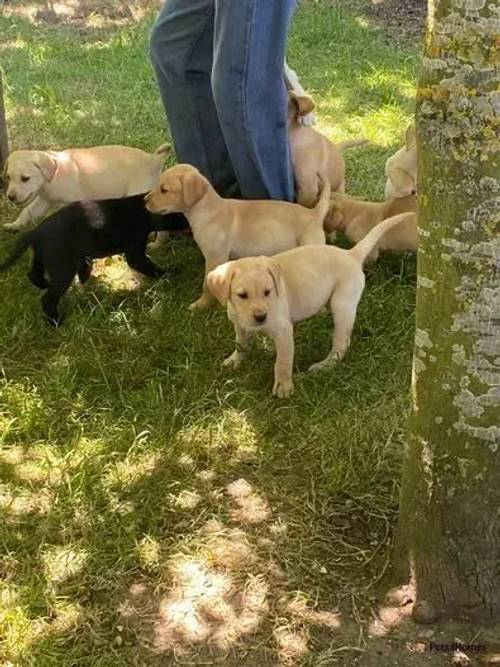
[253, 312, 267, 325]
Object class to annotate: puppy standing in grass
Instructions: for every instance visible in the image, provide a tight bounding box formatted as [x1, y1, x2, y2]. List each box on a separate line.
[327, 192, 418, 262]
[207, 212, 415, 398]
[145, 164, 330, 310]
[3, 144, 171, 231]
[288, 91, 367, 207]
[0, 195, 188, 325]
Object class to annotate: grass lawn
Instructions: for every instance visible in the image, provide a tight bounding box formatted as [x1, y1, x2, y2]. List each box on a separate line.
[0, 2, 419, 664]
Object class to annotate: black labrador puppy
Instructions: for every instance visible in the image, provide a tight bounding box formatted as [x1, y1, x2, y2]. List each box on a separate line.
[0, 193, 189, 325]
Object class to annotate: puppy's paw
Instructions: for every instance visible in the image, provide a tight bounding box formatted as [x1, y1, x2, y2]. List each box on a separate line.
[45, 314, 64, 328]
[189, 297, 212, 310]
[147, 231, 170, 249]
[308, 357, 336, 373]
[3, 221, 25, 233]
[272, 378, 294, 399]
[222, 351, 243, 370]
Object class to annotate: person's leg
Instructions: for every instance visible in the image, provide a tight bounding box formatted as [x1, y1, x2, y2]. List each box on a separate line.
[150, 0, 237, 194]
[212, 0, 296, 201]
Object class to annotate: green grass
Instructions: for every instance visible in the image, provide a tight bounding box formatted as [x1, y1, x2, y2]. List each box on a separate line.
[0, 2, 418, 664]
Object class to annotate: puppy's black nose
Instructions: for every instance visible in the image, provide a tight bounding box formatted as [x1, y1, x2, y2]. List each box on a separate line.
[7, 194, 16, 202]
[254, 312, 267, 324]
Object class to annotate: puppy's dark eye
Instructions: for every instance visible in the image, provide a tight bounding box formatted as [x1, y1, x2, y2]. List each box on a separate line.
[160, 185, 168, 194]
[264, 288, 271, 297]
[21, 175, 30, 183]
[237, 292, 248, 300]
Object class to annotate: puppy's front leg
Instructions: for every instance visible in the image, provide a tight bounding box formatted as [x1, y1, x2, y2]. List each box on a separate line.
[271, 322, 295, 398]
[4, 197, 50, 231]
[223, 322, 251, 370]
[190, 255, 227, 310]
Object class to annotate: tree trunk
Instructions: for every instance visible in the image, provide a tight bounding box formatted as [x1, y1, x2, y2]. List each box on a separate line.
[395, 0, 500, 622]
[0, 72, 8, 174]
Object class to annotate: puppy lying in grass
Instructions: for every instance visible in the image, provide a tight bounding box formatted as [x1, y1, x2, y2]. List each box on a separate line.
[207, 212, 415, 398]
[145, 164, 330, 310]
[384, 124, 417, 199]
[288, 92, 367, 207]
[0, 194, 188, 325]
[3, 143, 170, 231]
[327, 192, 418, 262]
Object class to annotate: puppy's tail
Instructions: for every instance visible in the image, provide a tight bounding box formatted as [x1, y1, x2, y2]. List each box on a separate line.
[336, 138, 369, 152]
[0, 231, 35, 273]
[349, 212, 416, 265]
[312, 177, 331, 224]
[154, 142, 171, 156]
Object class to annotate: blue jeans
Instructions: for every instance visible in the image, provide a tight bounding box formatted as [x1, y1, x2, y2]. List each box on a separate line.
[150, 0, 296, 201]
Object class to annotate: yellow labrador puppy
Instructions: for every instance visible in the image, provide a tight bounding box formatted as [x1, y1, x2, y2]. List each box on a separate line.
[288, 92, 367, 207]
[145, 164, 330, 309]
[384, 124, 417, 199]
[3, 144, 170, 231]
[207, 212, 414, 398]
[327, 192, 418, 262]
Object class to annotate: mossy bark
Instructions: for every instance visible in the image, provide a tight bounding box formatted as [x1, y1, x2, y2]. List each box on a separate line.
[395, 0, 500, 621]
[0, 73, 9, 173]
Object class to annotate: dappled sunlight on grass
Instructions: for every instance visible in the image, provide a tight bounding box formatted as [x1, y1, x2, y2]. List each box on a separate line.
[120, 486, 344, 662]
[176, 408, 259, 464]
[104, 451, 162, 490]
[90, 257, 146, 291]
[316, 99, 411, 148]
[2, 0, 160, 29]
[42, 545, 89, 586]
[0, 484, 54, 520]
[172, 488, 203, 510]
[226, 478, 272, 525]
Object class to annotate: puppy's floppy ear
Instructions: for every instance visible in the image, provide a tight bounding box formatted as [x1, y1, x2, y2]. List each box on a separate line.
[405, 124, 416, 151]
[180, 168, 209, 208]
[35, 152, 57, 182]
[265, 259, 282, 297]
[289, 91, 315, 117]
[388, 167, 415, 194]
[207, 261, 239, 306]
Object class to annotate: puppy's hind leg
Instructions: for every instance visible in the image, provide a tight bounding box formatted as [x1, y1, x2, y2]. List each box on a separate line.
[41, 268, 76, 326]
[308, 278, 364, 373]
[78, 258, 93, 284]
[223, 322, 251, 370]
[28, 255, 48, 290]
[125, 252, 166, 279]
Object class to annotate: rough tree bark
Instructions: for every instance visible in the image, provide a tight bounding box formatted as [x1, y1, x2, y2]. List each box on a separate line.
[395, 0, 500, 622]
[0, 72, 8, 175]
